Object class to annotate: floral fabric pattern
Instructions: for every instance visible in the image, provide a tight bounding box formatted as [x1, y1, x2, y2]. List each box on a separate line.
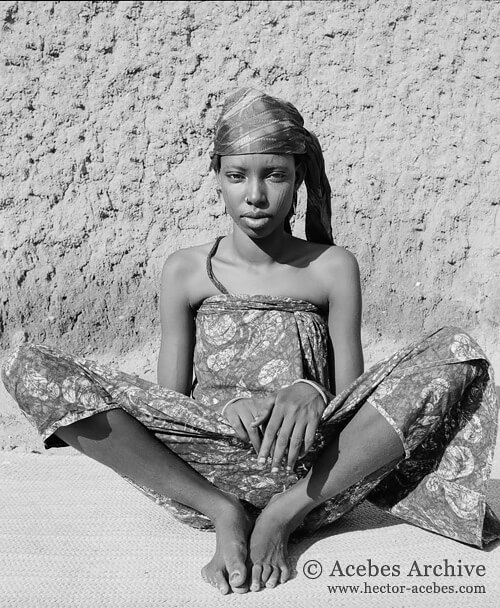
[2, 295, 499, 548]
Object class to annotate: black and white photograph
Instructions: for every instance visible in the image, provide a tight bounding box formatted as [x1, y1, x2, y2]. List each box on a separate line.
[1, 1, 499, 606]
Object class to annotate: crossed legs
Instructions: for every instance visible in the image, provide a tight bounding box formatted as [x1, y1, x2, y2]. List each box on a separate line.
[54, 401, 404, 594]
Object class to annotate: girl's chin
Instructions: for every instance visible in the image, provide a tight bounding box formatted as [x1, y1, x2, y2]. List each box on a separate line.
[240, 226, 280, 239]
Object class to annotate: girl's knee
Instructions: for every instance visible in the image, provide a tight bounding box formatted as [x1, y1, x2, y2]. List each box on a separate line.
[427, 327, 487, 365]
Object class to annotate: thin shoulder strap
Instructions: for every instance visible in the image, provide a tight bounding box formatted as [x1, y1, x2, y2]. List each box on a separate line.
[206, 236, 230, 295]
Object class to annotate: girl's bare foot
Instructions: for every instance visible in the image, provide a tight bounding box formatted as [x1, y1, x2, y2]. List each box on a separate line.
[248, 493, 301, 592]
[201, 496, 254, 595]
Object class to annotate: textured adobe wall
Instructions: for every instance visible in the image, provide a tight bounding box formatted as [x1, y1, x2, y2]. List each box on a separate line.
[1, 0, 499, 438]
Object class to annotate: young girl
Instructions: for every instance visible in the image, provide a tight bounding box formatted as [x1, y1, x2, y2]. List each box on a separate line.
[2, 88, 499, 596]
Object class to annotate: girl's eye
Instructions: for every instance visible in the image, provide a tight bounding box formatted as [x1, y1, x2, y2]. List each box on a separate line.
[268, 172, 287, 181]
[225, 173, 244, 182]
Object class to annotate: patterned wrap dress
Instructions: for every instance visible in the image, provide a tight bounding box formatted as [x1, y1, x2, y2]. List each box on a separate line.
[2, 240, 500, 548]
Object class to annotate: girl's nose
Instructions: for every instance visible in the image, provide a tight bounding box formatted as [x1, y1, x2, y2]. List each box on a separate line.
[245, 178, 267, 205]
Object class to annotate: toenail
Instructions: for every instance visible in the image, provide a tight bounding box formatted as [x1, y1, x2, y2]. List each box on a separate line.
[230, 571, 240, 582]
[258, 458, 266, 464]
[271, 466, 278, 473]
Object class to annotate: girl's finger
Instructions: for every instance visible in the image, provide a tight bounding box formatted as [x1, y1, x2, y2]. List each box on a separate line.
[259, 433, 276, 463]
[241, 412, 263, 453]
[257, 414, 282, 463]
[302, 421, 318, 455]
[226, 412, 250, 442]
[286, 424, 306, 471]
[270, 420, 295, 472]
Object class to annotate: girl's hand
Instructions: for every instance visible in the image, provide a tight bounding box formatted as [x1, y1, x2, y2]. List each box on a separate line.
[254, 382, 327, 472]
[223, 395, 275, 454]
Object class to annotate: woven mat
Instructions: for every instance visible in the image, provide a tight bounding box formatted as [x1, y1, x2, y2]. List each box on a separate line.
[0, 451, 499, 608]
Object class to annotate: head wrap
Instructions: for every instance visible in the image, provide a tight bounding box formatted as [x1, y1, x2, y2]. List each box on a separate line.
[210, 88, 333, 245]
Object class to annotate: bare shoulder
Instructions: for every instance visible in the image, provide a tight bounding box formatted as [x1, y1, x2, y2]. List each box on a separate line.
[160, 240, 217, 306]
[312, 245, 361, 299]
[319, 245, 359, 273]
[162, 241, 214, 277]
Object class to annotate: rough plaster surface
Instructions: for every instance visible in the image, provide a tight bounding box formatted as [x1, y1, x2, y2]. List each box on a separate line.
[0, 1, 499, 446]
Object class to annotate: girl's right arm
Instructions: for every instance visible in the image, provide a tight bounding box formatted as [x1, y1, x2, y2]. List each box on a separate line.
[157, 251, 196, 395]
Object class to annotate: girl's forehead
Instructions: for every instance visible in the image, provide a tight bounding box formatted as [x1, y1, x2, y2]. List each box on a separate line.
[220, 154, 294, 168]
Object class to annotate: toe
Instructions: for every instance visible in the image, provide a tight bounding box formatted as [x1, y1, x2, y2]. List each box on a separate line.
[280, 563, 291, 584]
[214, 571, 230, 595]
[227, 548, 248, 593]
[227, 562, 247, 589]
[200, 565, 212, 585]
[229, 568, 248, 595]
[266, 567, 281, 588]
[251, 563, 263, 592]
[261, 563, 273, 585]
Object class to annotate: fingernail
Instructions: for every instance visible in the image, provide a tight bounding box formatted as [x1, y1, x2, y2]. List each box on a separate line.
[271, 466, 278, 473]
[286, 466, 292, 472]
[258, 458, 266, 465]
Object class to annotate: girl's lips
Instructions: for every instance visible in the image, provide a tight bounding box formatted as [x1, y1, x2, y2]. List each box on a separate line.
[241, 215, 271, 228]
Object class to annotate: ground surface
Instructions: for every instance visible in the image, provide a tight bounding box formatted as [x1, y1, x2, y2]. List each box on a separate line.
[0, 450, 499, 608]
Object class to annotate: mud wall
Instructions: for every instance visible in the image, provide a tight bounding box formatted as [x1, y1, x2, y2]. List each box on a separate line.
[1, 0, 499, 375]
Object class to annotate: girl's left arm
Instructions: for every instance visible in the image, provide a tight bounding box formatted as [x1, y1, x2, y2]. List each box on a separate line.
[326, 246, 364, 395]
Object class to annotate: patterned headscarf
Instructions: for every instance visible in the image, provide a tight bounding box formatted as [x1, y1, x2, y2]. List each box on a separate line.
[210, 88, 333, 245]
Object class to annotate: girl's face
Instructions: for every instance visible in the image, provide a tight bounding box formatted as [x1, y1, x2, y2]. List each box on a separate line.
[217, 154, 298, 238]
